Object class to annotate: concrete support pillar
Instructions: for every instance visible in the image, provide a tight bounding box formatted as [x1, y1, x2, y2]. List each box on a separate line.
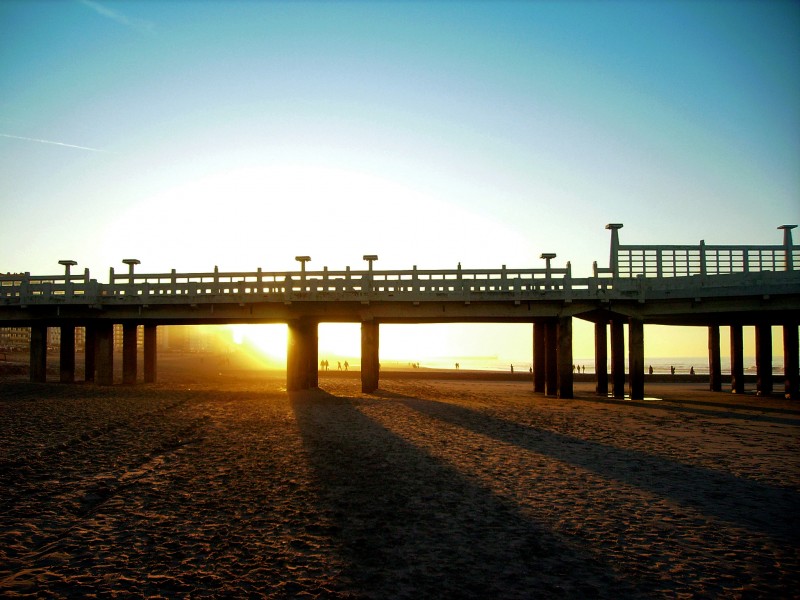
[544, 320, 558, 397]
[628, 318, 644, 400]
[730, 324, 745, 394]
[783, 323, 799, 400]
[557, 316, 573, 399]
[756, 323, 773, 396]
[122, 323, 138, 384]
[361, 320, 380, 393]
[533, 322, 545, 393]
[708, 325, 722, 392]
[84, 324, 96, 382]
[594, 321, 608, 396]
[610, 319, 625, 399]
[144, 324, 157, 383]
[29, 324, 47, 383]
[60, 325, 76, 383]
[96, 322, 114, 386]
[287, 319, 318, 391]
[308, 324, 319, 389]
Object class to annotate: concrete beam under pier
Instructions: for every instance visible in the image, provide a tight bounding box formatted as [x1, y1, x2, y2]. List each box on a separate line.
[287, 318, 318, 391]
[144, 324, 157, 383]
[557, 316, 573, 399]
[544, 320, 558, 396]
[96, 322, 114, 386]
[533, 322, 545, 393]
[708, 325, 722, 392]
[756, 323, 773, 396]
[123, 323, 138, 385]
[60, 325, 75, 383]
[594, 321, 608, 396]
[628, 318, 644, 400]
[784, 323, 799, 400]
[730, 324, 745, 394]
[361, 320, 380, 393]
[84, 324, 96, 382]
[610, 319, 625, 399]
[30, 324, 47, 383]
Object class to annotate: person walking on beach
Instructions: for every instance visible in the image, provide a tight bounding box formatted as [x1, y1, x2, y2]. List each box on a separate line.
[649, 365, 653, 375]
[510, 364, 514, 374]
[344, 360, 349, 371]
[338, 361, 342, 371]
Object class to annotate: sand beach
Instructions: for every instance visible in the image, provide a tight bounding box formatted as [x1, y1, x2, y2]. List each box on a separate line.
[1, 357, 798, 598]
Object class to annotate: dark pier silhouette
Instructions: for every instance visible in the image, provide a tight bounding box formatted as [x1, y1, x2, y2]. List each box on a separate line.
[2, 224, 799, 400]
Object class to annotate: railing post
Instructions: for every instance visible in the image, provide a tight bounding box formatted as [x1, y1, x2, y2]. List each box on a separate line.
[295, 256, 311, 291]
[59, 260, 77, 299]
[779, 225, 797, 271]
[606, 223, 623, 277]
[699, 240, 707, 277]
[363, 255, 378, 293]
[541, 253, 556, 290]
[564, 261, 572, 301]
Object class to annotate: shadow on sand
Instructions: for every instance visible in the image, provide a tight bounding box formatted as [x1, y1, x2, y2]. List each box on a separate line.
[377, 390, 800, 545]
[289, 388, 662, 599]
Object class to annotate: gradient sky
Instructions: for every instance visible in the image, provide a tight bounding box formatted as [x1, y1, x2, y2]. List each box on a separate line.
[2, 0, 798, 361]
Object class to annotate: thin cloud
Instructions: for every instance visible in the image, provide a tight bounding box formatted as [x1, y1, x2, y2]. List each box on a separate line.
[0, 133, 105, 153]
[79, 0, 155, 35]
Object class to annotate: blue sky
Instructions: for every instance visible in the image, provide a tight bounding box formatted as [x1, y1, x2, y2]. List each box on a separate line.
[1, 0, 798, 359]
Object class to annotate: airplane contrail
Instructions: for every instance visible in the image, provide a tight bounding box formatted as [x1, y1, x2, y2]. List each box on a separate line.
[0, 133, 105, 152]
[79, 0, 155, 35]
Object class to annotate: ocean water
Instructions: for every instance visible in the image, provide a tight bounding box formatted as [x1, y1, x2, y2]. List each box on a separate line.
[399, 356, 786, 376]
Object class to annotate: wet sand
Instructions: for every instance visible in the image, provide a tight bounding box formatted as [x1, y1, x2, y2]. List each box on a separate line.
[1, 359, 798, 598]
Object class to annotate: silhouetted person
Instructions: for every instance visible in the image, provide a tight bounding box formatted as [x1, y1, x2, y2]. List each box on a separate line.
[670, 365, 675, 375]
[344, 360, 349, 371]
[338, 361, 342, 371]
[690, 366, 695, 376]
[649, 365, 653, 375]
[510, 364, 514, 374]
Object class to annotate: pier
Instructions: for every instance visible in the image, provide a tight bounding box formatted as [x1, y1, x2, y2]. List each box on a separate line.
[2, 224, 799, 399]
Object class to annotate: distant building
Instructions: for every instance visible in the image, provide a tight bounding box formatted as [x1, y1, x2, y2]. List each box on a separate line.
[0, 324, 225, 353]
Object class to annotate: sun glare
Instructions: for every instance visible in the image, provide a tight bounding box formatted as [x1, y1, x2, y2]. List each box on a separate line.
[104, 163, 533, 274]
[229, 324, 288, 363]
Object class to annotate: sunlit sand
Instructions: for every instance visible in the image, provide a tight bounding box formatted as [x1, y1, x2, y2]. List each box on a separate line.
[1, 357, 798, 598]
